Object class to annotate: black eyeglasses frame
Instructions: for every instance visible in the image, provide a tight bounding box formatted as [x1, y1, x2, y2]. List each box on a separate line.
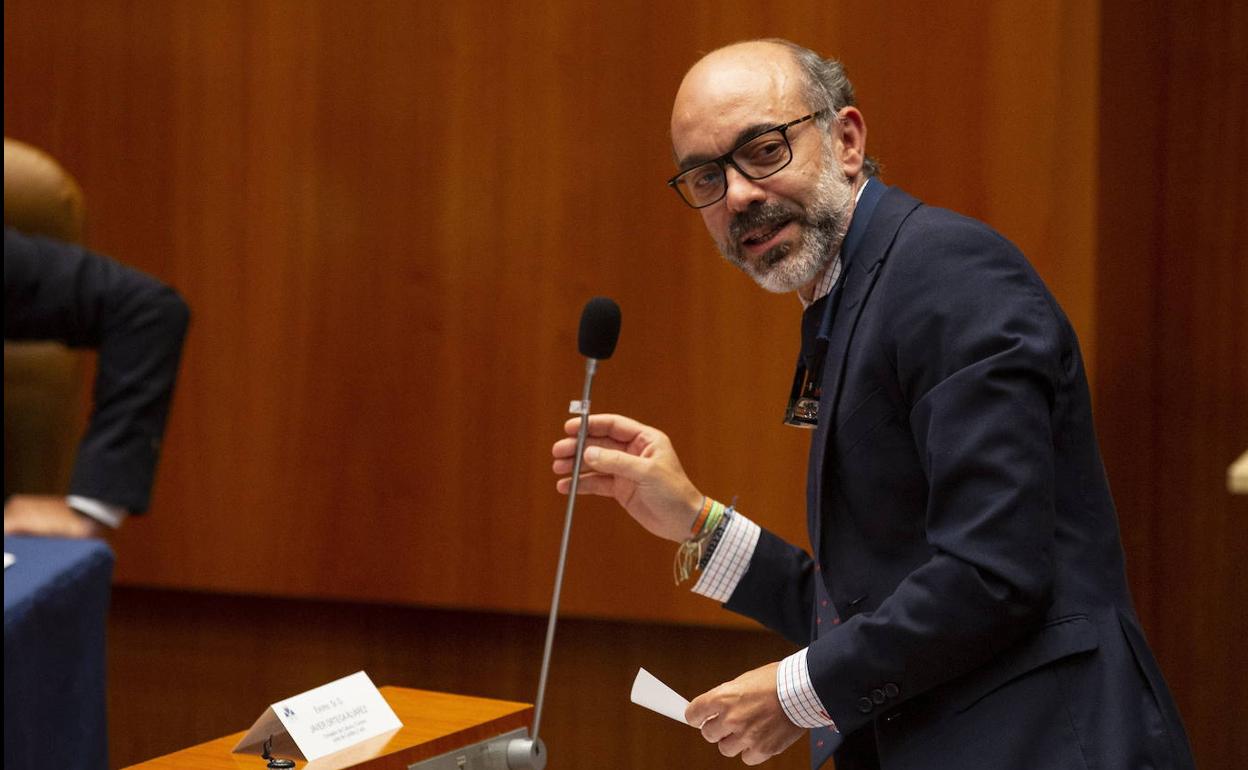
[667, 109, 830, 209]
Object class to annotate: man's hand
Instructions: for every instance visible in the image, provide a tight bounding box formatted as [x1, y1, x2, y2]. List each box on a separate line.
[551, 414, 703, 542]
[3, 495, 102, 538]
[685, 662, 806, 766]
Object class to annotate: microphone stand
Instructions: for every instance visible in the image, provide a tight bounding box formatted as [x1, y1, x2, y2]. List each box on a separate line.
[504, 357, 599, 770]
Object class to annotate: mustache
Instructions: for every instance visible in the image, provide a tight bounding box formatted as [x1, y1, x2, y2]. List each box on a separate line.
[729, 202, 799, 242]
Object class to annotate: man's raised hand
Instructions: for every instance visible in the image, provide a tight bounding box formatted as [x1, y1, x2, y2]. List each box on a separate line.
[552, 414, 703, 542]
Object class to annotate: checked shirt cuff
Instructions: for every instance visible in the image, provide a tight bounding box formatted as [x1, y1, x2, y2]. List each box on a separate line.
[778, 648, 837, 730]
[691, 513, 760, 602]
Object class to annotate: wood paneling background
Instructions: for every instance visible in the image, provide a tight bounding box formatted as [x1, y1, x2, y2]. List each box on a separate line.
[1095, 0, 1248, 766]
[3, 0, 1097, 626]
[4, 0, 1243, 767]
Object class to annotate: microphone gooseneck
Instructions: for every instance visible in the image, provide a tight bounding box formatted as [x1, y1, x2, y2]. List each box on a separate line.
[513, 298, 620, 768]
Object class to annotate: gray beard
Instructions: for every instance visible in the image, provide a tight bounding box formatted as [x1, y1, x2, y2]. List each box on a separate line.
[716, 163, 856, 294]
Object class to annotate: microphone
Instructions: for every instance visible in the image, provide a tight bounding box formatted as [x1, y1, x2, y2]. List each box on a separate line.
[578, 296, 622, 360]
[505, 298, 621, 770]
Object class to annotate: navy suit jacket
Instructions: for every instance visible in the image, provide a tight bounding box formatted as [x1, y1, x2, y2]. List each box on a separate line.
[724, 183, 1194, 769]
[4, 228, 190, 513]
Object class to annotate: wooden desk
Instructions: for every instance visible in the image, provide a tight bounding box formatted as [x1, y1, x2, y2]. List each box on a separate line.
[125, 687, 532, 770]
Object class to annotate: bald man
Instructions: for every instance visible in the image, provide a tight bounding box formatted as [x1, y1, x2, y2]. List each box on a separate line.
[552, 40, 1194, 769]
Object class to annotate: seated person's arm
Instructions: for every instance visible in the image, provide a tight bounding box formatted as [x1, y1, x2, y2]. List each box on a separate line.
[4, 228, 190, 537]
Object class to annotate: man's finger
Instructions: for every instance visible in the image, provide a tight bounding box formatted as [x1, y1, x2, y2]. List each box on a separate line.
[562, 413, 651, 442]
[580, 446, 648, 481]
[551, 444, 619, 474]
[699, 714, 731, 743]
[741, 747, 770, 766]
[717, 733, 746, 758]
[554, 473, 614, 496]
[551, 435, 629, 459]
[686, 694, 722, 734]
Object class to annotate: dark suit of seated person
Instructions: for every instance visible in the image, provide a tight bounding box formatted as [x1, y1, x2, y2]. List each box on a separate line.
[4, 227, 189, 537]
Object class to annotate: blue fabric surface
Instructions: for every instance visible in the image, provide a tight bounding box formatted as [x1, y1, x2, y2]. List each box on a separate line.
[4, 536, 114, 770]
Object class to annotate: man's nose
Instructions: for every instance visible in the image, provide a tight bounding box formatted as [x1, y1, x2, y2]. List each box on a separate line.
[723, 165, 766, 213]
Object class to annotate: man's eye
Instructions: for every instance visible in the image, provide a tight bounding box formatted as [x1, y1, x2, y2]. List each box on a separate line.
[746, 140, 785, 163]
[691, 170, 720, 190]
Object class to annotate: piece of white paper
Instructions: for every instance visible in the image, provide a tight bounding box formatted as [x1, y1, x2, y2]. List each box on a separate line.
[630, 667, 695, 726]
[3, 553, 14, 569]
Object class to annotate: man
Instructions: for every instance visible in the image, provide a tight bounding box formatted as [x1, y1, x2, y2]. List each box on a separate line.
[551, 40, 1194, 769]
[4, 228, 189, 537]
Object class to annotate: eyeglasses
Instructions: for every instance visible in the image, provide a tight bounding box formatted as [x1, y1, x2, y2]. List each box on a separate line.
[667, 110, 829, 209]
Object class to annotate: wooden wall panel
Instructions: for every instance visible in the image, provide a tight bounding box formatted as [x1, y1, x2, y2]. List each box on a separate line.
[843, 1, 1100, 365]
[1096, 0, 1247, 767]
[3, 0, 1100, 628]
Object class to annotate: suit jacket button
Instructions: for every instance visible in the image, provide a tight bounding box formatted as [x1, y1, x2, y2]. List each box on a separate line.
[884, 682, 900, 698]
[856, 697, 873, 714]
[870, 689, 886, 704]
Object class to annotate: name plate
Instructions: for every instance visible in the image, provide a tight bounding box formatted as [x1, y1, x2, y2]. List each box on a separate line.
[233, 671, 403, 762]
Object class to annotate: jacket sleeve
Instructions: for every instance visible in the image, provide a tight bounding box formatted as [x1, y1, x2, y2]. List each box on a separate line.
[5, 227, 190, 512]
[806, 214, 1065, 734]
[723, 527, 817, 647]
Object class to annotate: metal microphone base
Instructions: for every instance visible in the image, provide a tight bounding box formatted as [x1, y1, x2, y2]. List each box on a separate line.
[405, 729, 546, 770]
[502, 736, 547, 769]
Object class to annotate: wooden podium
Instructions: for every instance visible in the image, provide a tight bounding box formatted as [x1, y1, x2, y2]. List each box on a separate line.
[124, 687, 533, 770]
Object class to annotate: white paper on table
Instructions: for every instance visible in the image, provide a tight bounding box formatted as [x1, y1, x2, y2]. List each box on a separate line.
[630, 667, 696, 726]
[3, 552, 14, 569]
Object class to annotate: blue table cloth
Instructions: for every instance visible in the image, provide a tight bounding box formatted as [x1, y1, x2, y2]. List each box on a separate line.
[4, 536, 114, 770]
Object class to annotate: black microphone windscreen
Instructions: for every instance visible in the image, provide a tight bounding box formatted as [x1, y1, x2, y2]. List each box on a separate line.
[578, 297, 622, 359]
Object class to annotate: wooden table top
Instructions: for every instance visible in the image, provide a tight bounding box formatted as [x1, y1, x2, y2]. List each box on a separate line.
[124, 686, 533, 770]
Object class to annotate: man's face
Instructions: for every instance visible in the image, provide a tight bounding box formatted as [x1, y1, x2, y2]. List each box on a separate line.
[671, 44, 856, 294]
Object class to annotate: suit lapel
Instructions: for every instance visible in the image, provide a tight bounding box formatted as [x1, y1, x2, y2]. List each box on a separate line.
[809, 185, 922, 555]
[817, 186, 922, 431]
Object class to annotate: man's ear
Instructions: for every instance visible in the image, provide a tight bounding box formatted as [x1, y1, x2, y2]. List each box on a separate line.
[834, 106, 867, 178]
